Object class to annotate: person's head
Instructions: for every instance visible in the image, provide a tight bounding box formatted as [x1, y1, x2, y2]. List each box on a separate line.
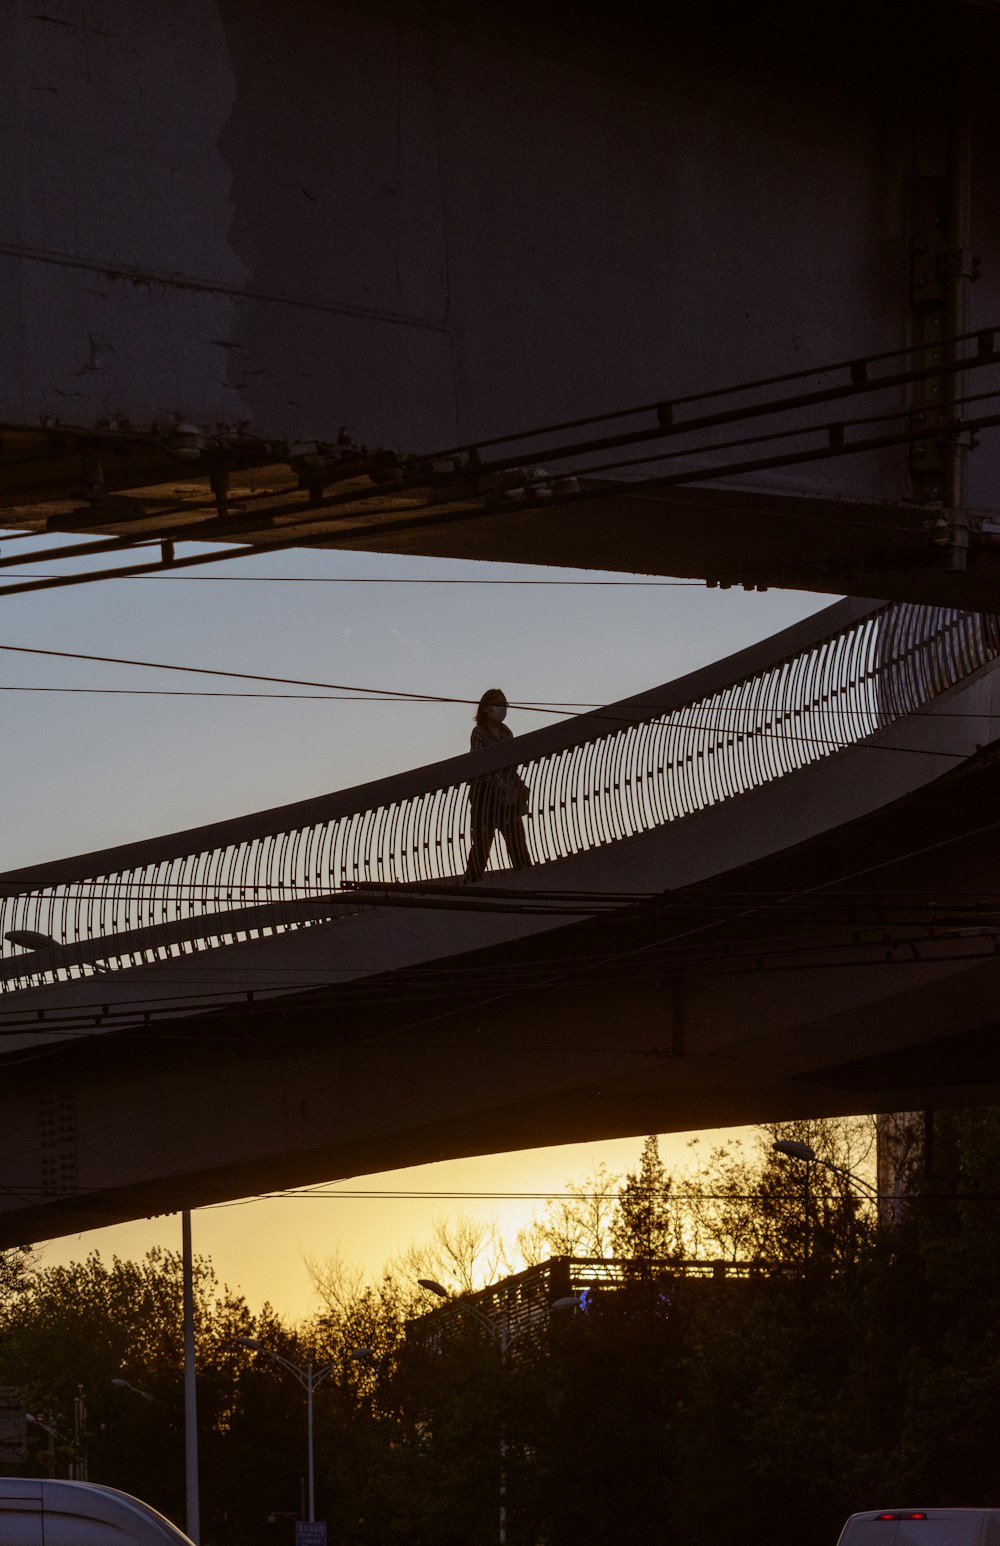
[475, 688, 508, 727]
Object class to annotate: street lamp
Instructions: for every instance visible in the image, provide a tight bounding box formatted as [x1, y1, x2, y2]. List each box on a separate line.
[772, 1141, 879, 1199]
[772, 1140, 814, 1164]
[28, 1391, 87, 1482]
[236, 1338, 371, 1525]
[417, 1279, 583, 1543]
[111, 1378, 159, 1405]
[25, 1413, 59, 1478]
[772, 1140, 880, 1265]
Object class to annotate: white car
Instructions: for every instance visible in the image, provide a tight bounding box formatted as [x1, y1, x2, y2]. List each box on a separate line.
[0, 1478, 195, 1544]
[838, 1512, 1000, 1546]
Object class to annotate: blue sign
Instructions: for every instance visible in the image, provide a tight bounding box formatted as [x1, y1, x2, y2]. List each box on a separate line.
[296, 1524, 327, 1546]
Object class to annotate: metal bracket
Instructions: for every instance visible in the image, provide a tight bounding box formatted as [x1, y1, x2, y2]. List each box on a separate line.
[54, 494, 149, 529]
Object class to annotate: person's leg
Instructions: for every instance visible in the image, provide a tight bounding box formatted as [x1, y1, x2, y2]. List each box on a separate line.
[500, 811, 531, 871]
[465, 794, 497, 882]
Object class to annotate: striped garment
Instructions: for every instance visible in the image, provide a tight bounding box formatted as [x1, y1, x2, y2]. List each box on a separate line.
[469, 722, 526, 804]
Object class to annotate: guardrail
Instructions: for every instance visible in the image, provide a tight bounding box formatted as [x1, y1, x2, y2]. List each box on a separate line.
[0, 597, 995, 992]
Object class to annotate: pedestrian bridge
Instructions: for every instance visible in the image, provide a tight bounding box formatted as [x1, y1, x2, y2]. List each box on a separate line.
[2, 595, 1000, 1242]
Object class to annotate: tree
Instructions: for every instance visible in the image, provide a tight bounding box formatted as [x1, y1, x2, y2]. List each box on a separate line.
[678, 1116, 878, 1271]
[391, 1215, 516, 1296]
[305, 1228, 524, 1544]
[517, 1163, 620, 1263]
[611, 1135, 676, 1265]
[0, 1248, 303, 1546]
[0, 1247, 32, 1314]
[537, 1258, 679, 1545]
[16, 1109, 1000, 1546]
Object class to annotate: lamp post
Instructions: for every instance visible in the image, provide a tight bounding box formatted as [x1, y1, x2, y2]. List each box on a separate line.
[27, 1395, 87, 1481]
[111, 1378, 159, 1405]
[181, 1210, 199, 1545]
[236, 1338, 371, 1525]
[70, 1386, 86, 1481]
[25, 1413, 59, 1478]
[772, 1139, 814, 1267]
[772, 1140, 880, 1266]
[3, 930, 56, 951]
[417, 1278, 582, 1544]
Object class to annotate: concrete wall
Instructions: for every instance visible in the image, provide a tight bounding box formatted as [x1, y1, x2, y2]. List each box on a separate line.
[4, 2, 998, 505]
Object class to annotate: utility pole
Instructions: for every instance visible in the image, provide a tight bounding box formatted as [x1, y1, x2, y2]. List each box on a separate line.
[182, 1211, 200, 1544]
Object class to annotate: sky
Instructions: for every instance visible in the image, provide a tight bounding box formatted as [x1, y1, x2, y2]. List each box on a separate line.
[34, 1128, 763, 1323]
[0, 540, 825, 865]
[0, 527, 828, 1318]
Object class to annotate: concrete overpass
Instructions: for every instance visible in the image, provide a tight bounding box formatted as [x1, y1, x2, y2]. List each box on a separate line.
[4, 1, 1000, 609]
[2, 597, 1000, 1243]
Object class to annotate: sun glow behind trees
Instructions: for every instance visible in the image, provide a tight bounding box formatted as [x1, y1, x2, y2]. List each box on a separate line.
[12, 1110, 1000, 1546]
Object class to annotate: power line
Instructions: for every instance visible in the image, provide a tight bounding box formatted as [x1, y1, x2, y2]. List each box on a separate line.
[0, 688, 968, 768]
[1, 931, 996, 1045]
[0, 633, 992, 730]
[0, 686, 481, 701]
[0, 640, 505, 706]
[204, 1185, 875, 1206]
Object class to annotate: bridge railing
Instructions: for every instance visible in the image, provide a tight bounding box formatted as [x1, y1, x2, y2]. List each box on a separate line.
[0, 598, 994, 991]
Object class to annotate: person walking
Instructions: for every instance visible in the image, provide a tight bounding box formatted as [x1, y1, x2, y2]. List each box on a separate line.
[464, 688, 531, 883]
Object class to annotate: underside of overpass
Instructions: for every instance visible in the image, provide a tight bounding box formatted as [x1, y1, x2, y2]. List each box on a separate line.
[8, 383, 1000, 615]
[3, 0, 1000, 613]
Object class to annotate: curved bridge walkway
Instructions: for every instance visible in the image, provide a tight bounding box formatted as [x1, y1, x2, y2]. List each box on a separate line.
[0, 596, 997, 1037]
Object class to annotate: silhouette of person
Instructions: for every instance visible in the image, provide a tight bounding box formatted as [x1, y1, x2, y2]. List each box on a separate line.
[464, 688, 531, 883]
